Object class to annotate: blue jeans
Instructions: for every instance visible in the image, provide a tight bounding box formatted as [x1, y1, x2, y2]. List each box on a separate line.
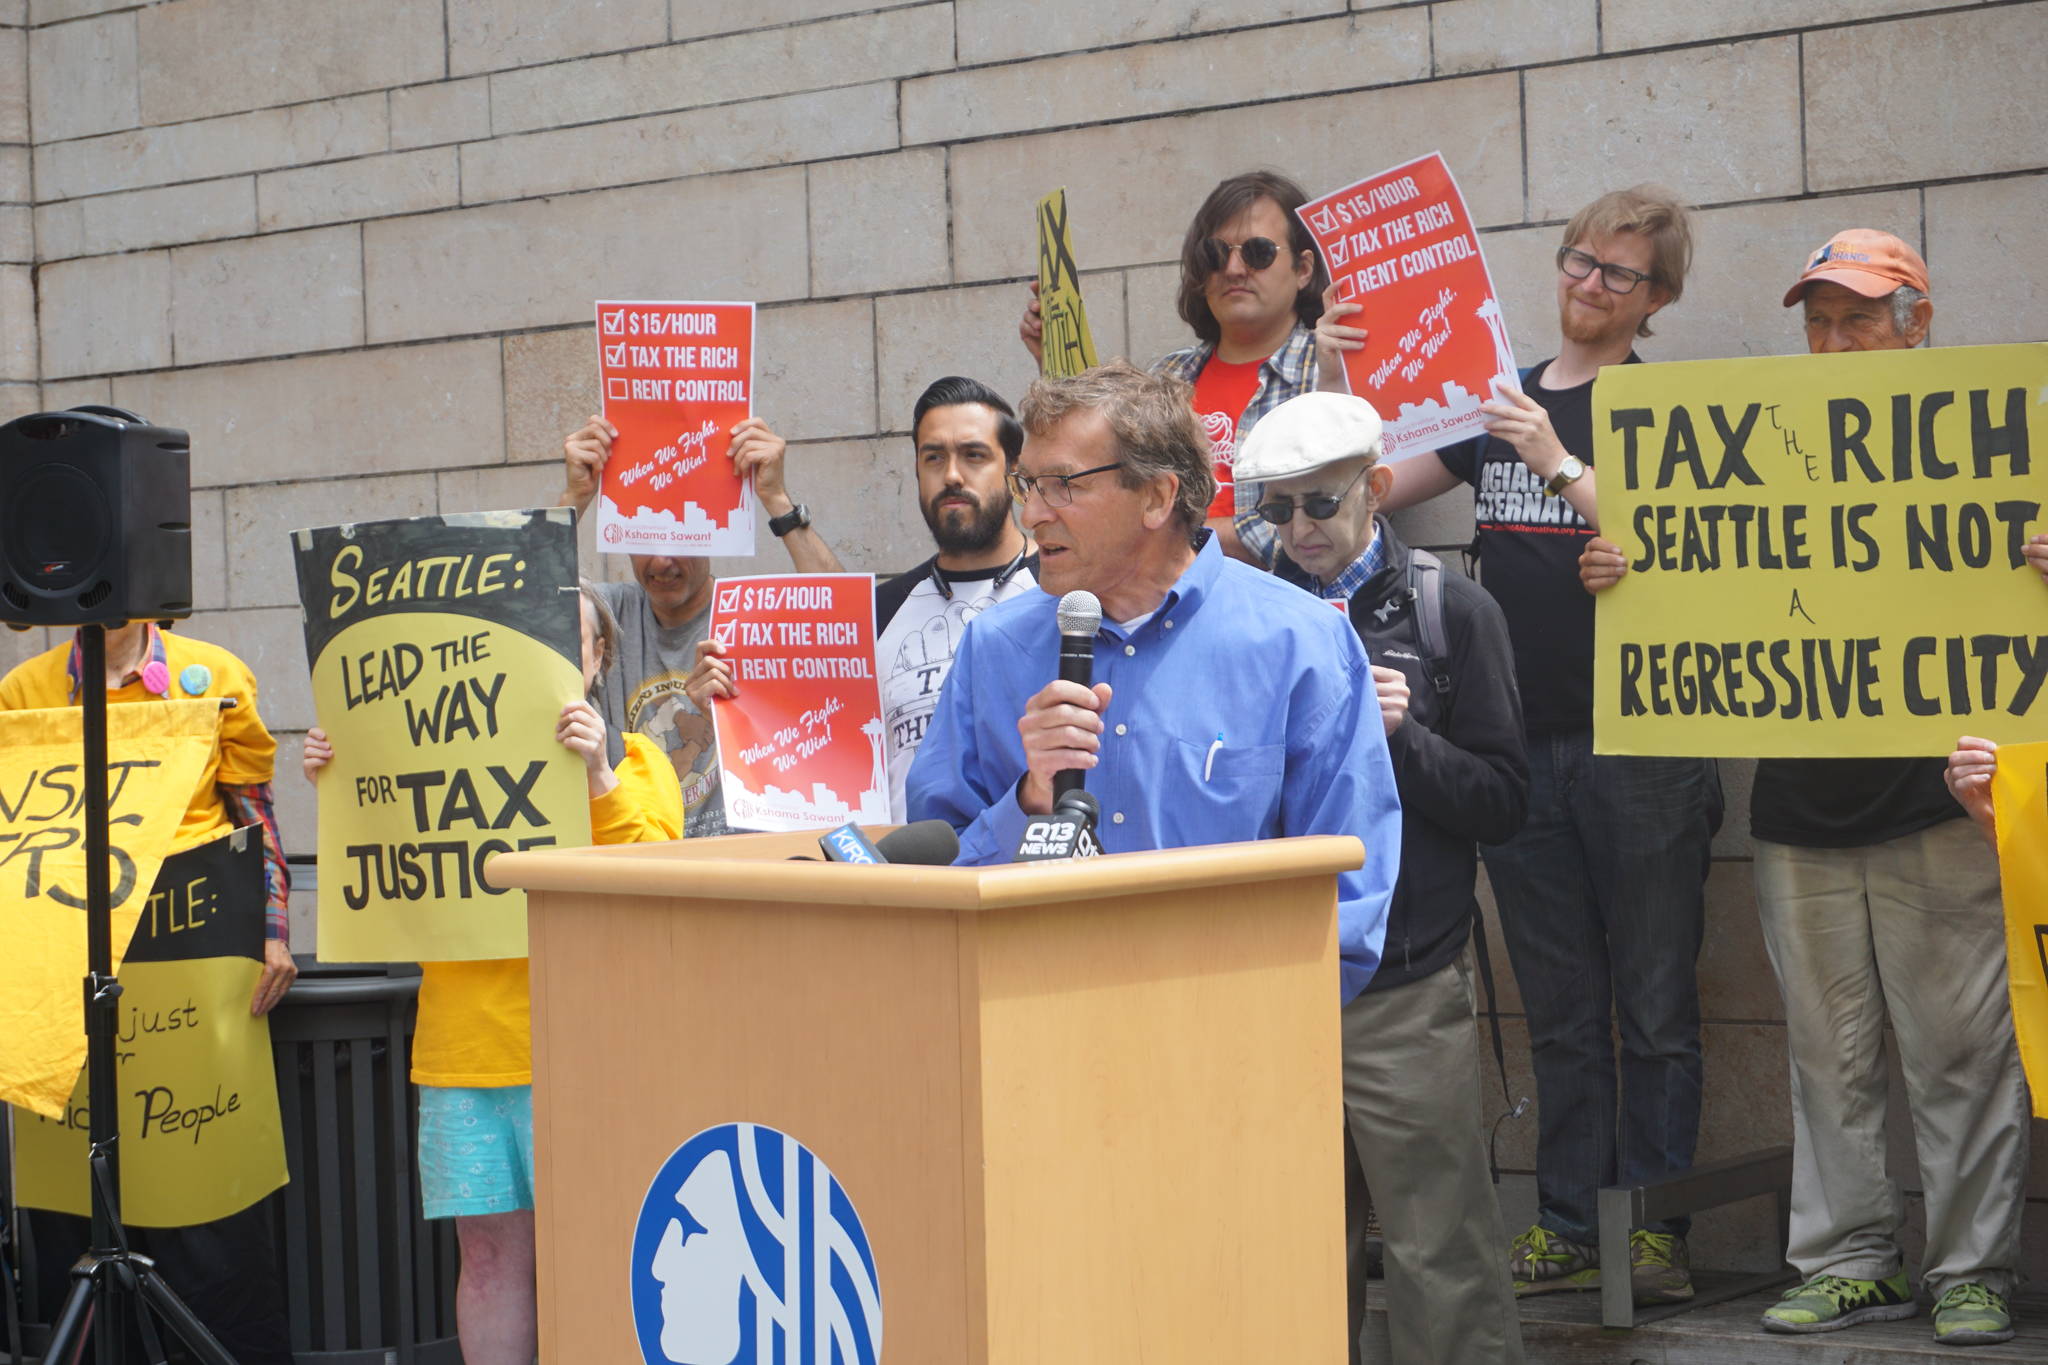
[1482, 730, 1720, 1242]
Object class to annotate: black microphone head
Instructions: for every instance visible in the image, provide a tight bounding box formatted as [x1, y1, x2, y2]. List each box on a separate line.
[874, 819, 961, 866]
[1055, 589, 1101, 641]
[1051, 789, 1100, 824]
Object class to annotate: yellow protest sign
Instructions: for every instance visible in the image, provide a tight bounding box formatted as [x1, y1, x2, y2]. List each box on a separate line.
[12, 829, 288, 1226]
[1994, 740, 2048, 1119]
[1593, 343, 2048, 757]
[0, 700, 222, 1118]
[292, 509, 591, 963]
[1037, 188, 1099, 379]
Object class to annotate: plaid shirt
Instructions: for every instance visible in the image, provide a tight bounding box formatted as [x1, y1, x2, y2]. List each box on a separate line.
[1312, 527, 1387, 603]
[1153, 324, 1320, 569]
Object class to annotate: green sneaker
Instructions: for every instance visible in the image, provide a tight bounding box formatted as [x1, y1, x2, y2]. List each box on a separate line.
[1761, 1272, 1917, 1334]
[1932, 1282, 2013, 1346]
[1629, 1229, 1694, 1304]
[1509, 1224, 1599, 1296]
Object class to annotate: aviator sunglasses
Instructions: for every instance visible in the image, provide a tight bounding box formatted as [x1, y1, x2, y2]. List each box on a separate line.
[1199, 235, 1284, 274]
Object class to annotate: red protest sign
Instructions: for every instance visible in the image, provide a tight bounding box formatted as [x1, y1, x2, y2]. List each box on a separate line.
[1297, 154, 1517, 460]
[709, 573, 887, 832]
[594, 300, 756, 556]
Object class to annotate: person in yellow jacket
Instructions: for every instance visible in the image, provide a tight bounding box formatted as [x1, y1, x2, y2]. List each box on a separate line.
[304, 582, 683, 1365]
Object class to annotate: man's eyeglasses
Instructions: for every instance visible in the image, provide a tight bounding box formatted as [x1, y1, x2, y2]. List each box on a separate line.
[1007, 462, 1123, 508]
[1252, 465, 1369, 526]
[1199, 236, 1283, 274]
[1556, 247, 1653, 295]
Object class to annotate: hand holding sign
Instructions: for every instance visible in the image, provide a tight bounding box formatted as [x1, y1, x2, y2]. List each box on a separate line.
[563, 415, 617, 514]
[1945, 735, 2000, 842]
[1313, 281, 1369, 395]
[1481, 377, 1573, 487]
[686, 637, 735, 712]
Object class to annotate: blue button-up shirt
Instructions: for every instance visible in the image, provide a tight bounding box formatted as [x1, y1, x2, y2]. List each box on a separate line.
[906, 533, 1401, 1000]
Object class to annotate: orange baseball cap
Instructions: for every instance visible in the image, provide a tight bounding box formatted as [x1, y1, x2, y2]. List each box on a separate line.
[1782, 229, 1930, 307]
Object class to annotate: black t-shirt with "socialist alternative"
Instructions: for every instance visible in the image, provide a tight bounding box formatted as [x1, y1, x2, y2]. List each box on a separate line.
[1438, 355, 1630, 734]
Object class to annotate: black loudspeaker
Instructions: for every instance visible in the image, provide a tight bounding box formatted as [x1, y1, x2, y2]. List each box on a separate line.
[0, 405, 193, 627]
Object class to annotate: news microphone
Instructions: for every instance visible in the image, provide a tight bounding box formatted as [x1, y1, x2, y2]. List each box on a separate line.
[816, 819, 961, 866]
[1015, 789, 1102, 862]
[1053, 589, 1102, 802]
[877, 819, 961, 865]
[818, 823, 885, 864]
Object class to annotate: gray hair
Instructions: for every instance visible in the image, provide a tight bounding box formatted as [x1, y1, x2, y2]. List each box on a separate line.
[1889, 284, 1928, 339]
[1018, 361, 1215, 537]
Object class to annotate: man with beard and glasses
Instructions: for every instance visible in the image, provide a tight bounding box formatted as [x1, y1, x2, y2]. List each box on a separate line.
[691, 377, 1037, 820]
[1318, 184, 1721, 1307]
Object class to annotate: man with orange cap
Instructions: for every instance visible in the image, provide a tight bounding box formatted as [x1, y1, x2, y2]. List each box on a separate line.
[1580, 230, 2030, 1348]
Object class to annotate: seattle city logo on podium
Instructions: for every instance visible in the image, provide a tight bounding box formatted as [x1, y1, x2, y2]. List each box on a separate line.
[630, 1122, 882, 1364]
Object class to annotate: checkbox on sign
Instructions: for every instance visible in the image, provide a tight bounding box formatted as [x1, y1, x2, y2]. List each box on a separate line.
[601, 309, 625, 334]
[712, 620, 737, 647]
[1338, 275, 1359, 302]
[715, 584, 743, 615]
[606, 377, 630, 400]
[604, 343, 626, 367]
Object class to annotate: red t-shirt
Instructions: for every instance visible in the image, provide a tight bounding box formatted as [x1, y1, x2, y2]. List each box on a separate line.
[1190, 355, 1264, 519]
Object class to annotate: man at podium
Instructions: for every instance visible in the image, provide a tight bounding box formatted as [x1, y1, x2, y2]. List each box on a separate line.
[907, 361, 1402, 999]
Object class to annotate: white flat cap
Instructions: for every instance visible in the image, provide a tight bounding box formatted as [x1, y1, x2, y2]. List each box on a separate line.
[1231, 392, 1383, 483]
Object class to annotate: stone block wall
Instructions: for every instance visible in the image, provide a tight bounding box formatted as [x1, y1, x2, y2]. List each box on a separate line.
[3, 0, 2045, 1280]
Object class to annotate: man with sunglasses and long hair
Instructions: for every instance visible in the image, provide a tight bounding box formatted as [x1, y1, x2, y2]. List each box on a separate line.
[1318, 185, 1721, 1308]
[1022, 170, 1328, 567]
[1237, 391, 1529, 1365]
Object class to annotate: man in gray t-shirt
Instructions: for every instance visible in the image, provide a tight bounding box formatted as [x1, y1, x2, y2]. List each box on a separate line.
[562, 413, 842, 837]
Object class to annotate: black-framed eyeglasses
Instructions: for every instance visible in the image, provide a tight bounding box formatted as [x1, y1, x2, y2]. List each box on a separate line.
[1557, 246, 1653, 294]
[1252, 465, 1369, 526]
[1007, 462, 1123, 508]
[1199, 236, 1283, 274]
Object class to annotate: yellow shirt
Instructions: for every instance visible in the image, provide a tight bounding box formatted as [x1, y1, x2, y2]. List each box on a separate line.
[0, 632, 276, 853]
[410, 730, 685, 1087]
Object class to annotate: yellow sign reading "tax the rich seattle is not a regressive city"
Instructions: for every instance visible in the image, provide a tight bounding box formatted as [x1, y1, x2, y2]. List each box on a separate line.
[1593, 343, 2047, 758]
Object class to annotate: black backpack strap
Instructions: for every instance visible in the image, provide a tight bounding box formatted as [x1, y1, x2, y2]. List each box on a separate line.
[1473, 915, 1530, 1184]
[1406, 549, 1453, 697]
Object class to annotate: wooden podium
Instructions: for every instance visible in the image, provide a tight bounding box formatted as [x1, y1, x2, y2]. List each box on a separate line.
[492, 831, 1359, 1364]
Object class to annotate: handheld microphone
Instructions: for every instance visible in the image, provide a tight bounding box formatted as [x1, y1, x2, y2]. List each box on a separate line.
[1053, 589, 1102, 802]
[816, 819, 961, 866]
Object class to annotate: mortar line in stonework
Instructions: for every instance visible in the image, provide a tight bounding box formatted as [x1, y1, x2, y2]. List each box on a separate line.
[24, 0, 2036, 182]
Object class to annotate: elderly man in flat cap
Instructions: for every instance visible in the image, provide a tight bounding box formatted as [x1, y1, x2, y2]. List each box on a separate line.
[1238, 392, 1529, 1365]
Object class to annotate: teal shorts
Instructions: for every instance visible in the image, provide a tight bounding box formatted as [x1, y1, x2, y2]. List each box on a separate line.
[417, 1084, 534, 1219]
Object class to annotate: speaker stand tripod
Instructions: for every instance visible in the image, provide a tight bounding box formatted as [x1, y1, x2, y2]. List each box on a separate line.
[37, 623, 236, 1365]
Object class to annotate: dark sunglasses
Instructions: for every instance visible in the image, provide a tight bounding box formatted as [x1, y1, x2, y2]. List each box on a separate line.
[1199, 236, 1283, 274]
[1252, 465, 1369, 526]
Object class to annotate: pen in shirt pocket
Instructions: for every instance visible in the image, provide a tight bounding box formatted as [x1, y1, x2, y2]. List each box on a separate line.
[1204, 732, 1223, 783]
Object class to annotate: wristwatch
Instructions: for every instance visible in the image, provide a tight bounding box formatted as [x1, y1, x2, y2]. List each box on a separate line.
[769, 503, 811, 537]
[1544, 455, 1587, 496]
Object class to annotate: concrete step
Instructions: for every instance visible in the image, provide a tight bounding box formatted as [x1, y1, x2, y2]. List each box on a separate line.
[1365, 1276, 2046, 1363]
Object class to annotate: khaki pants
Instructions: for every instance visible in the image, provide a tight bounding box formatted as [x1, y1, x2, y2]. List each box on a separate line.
[1343, 955, 1525, 1365]
[1754, 817, 2030, 1297]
